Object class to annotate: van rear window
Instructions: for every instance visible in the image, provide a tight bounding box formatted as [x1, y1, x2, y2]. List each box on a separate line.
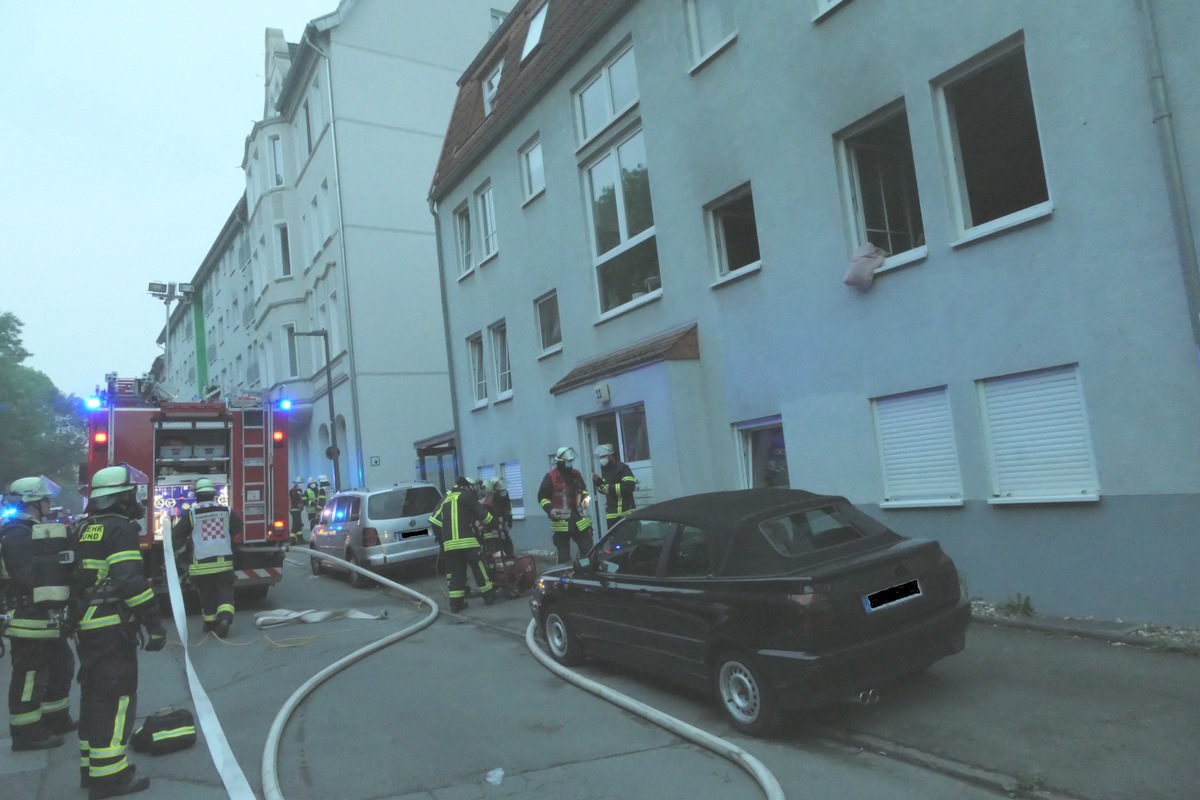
[367, 487, 441, 519]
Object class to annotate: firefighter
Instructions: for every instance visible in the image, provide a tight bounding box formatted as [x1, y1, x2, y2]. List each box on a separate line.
[538, 447, 593, 564]
[73, 464, 165, 798]
[304, 477, 320, 528]
[288, 477, 305, 543]
[592, 443, 637, 535]
[317, 474, 331, 509]
[1, 475, 77, 752]
[430, 477, 496, 612]
[171, 478, 242, 639]
[480, 478, 514, 558]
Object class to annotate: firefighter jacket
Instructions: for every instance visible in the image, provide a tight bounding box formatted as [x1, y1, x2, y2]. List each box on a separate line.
[317, 484, 329, 508]
[304, 485, 320, 511]
[0, 514, 71, 640]
[71, 513, 160, 635]
[538, 466, 592, 533]
[172, 501, 243, 577]
[595, 460, 637, 520]
[429, 490, 493, 552]
[289, 486, 304, 512]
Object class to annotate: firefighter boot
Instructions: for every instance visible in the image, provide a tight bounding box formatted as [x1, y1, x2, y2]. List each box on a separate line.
[11, 731, 65, 752]
[88, 765, 149, 799]
[450, 599, 468, 612]
[214, 617, 232, 639]
[483, 589, 497, 606]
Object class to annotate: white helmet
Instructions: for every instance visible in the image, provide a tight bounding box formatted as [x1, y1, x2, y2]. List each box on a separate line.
[318, 474, 329, 485]
[89, 464, 148, 499]
[555, 446, 577, 463]
[594, 444, 614, 458]
[8, 475, 61, 504]
[293, 476, 303, 484]
[482, 477, 507, 494]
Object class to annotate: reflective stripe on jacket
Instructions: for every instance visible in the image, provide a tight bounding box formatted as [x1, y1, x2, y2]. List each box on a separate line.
[430, 490, 493, 552]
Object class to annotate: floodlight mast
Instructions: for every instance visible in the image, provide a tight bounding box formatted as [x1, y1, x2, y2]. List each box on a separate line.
[148, 281, 194, 387]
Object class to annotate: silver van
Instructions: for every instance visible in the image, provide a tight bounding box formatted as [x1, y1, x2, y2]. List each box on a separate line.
[309, 481, 442, 587]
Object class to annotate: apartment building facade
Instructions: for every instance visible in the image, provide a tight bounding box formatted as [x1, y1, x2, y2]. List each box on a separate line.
[429, 0, 1200, 625]
[161, 0, 514, 491]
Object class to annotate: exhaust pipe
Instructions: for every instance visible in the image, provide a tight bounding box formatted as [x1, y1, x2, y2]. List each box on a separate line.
[853, 688, 880, 705]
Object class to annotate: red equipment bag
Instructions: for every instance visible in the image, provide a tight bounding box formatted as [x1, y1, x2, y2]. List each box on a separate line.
[485, 552, 538, 596]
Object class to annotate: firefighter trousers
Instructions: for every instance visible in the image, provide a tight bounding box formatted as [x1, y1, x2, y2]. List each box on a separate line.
[552, 522, 594, 564]
[193, 569, 235, 628]
[7, 635, 75, 741]
[443, 546, 493, 607]
[76, 628, 139, 787]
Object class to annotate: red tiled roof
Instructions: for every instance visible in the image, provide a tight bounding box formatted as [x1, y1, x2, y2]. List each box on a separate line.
[430, 0, 633, 199]
[549, 323, 700, 395]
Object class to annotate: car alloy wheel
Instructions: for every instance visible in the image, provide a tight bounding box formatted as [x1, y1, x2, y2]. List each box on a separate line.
[713, 651, 780, 736]
[544, 610, 584, 666]
[310, 545, 325, 576]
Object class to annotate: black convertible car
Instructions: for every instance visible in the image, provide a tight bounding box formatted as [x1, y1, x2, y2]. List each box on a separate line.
[531, 489, 970, 735]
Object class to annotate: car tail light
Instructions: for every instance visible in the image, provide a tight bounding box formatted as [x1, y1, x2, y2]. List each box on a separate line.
[787, 590, 836, 633]
[936, 552, 961, 602]
[362, 527, 381, 547]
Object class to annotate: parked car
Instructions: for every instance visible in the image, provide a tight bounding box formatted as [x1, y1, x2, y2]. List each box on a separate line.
[531, 488, 970, 735]
[309, 482, 443, 588]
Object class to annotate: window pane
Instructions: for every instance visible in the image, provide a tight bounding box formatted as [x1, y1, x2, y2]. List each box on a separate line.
[848, 112, 924, 254]
[588, 154, 621, 255]
[538, 293, 561, 349]
[749, 425, 789, 488]
[525, 141, 545, 195]
[717, 193, 760, 272]
[946, 49, 1048, 227]
[608, 48, 638, 113]
[579, 77, 607, 141]
[597, 236, 660, 313]
[695, 0, 737, 54]
[620, 405, 650, 461]
[618, 132, 654, 237]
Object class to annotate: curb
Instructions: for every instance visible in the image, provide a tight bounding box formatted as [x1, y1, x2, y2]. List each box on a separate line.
[970, 614, 1200, 656]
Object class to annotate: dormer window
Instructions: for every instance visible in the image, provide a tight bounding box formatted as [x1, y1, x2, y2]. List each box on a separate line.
[522, 3, 548, 61]
[484, 61, 503, 115]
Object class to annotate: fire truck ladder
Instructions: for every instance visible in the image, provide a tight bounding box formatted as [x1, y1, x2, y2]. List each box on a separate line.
[240, 409, 268, 543]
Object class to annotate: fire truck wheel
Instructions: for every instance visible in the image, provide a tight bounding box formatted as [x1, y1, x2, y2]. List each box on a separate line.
[348, 552, 371, 589]
[310, 545, 326, 576]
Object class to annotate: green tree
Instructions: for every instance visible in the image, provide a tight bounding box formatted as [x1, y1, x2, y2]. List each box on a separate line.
[0, 312, 87, 509]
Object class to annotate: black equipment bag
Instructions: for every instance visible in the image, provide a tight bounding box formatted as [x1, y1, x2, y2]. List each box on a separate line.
[131, 707, 197, 755]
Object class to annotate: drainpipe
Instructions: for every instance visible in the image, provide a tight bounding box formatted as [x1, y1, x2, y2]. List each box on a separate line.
[430, 196, 463, 480]
[306, 29, 365, 487]
[1136, 0, 1200, 357]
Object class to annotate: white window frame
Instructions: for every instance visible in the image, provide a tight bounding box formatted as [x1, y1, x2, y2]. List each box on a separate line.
[489, 320, 512, 399]
[935, 38, 1052, 246]
[977, 364, 1100, 504]
[477, 182, 498, 261]
[836, 103, 928, 273]
[270, 135, 285, 187]
[522, 3, 548, 61]
[734, 417, 789, 489]
[574, 42, 638, 144]
[707, 183, 762, 280]
[277, 224, 292, 278]
[454, 202, 473, 278]
[282, 324, 299, 378]
[584, 127, 660, 316]
[483, 61, 503, 115]
[872, 387, 964, 508]
[490, 8, 508, 34]
[683, 0, 738, 69]
[467, 333, 488, 406]
[535, 290, 562, 355]
[520, 136, 546, 202]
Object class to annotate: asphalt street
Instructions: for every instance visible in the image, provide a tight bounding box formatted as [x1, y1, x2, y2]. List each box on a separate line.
[2, 551, 1197, 800]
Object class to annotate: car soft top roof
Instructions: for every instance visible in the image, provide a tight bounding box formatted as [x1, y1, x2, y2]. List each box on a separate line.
[627, 489, 849, 531]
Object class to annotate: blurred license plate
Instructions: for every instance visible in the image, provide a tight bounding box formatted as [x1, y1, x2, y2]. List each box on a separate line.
[863, 579, 921, 612]
[401, 528, 430, 539]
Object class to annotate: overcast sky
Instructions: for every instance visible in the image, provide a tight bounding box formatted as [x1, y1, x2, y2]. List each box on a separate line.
[1, 1, 340, 399]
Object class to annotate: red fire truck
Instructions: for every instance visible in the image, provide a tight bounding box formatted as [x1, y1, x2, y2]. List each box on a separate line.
[84, 375, 290, 601]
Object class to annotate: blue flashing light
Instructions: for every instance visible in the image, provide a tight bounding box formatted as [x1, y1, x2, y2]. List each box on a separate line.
[1, 506, 17, 520]
[85, 396, 102, 410]
[278, 398, 293, 411]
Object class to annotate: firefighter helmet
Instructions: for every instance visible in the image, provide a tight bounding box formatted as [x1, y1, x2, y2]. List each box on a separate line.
[89, 464, 148, 499]
[194, 478, 216, 497]
[483, 478, 507, 494]
[8, 475, 61, 504]
[555, 447, 577, 463]
[293, 476, 303, 484]
[594, 444, 614, 458]
[318, 474, 329, 485]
